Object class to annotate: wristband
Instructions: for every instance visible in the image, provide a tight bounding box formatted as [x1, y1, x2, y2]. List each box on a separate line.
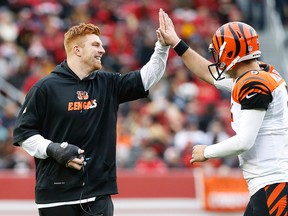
[174, 40, 189, 56]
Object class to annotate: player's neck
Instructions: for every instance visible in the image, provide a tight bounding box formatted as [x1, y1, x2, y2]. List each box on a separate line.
[232, 60, 261, 79]
[67, 58, 91, 80]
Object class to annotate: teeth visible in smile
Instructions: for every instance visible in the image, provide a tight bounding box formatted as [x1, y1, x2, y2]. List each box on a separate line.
[96, 57, 101, 60]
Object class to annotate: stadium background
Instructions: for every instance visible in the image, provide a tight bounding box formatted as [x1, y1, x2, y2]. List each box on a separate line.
[0, 0, 287, 215]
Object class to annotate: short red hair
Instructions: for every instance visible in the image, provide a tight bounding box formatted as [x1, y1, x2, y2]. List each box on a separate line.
[64, 23, 101, 54]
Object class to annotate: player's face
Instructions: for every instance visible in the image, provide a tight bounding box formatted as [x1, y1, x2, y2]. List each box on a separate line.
[80, 34, 105, 72]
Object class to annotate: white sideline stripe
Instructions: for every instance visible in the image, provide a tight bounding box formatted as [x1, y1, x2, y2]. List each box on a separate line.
[0, 200, 35, 211]
[0, 198, 201, 211]
[114, 198, 202, 209]
[0, 199, 243, 216]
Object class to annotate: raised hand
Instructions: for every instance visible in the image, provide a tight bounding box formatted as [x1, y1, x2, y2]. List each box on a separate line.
[156, 28, 167, 46]
[158, 8, 180, 47]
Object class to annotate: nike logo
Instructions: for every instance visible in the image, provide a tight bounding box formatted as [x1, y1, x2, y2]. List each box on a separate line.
[246, 93, 257, 99]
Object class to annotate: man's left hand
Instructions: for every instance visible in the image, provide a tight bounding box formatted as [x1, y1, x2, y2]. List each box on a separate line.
[66, 156, 85, 170]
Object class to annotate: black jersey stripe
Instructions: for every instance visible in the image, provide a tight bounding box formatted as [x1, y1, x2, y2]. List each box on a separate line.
[238, 81, 271, 101]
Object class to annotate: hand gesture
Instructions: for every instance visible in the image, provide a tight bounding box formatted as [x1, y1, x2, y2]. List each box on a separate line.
[158, 8, 180, 47]
[190, 145, 208, 165]
[156, 28, 167, 46]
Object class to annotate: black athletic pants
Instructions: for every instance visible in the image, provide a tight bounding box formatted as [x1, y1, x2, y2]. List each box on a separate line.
[244, 182, 288, 216]
[38, 195, 114, 216]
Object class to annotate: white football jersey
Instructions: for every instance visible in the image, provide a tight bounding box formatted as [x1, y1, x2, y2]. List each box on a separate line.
[215, 69, 288, 195]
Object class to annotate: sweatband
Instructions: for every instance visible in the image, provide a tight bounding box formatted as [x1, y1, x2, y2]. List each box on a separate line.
[173, 40, 189, 56]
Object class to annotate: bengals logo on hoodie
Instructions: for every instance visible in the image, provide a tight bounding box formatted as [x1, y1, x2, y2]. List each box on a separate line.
[68, 91, 97, 111]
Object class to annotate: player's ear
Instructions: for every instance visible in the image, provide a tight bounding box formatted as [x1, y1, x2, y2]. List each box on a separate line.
[73, 45, 81, 57]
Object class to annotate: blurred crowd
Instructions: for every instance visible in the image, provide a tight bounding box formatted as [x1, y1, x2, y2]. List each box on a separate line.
[0, 0, 286, 173]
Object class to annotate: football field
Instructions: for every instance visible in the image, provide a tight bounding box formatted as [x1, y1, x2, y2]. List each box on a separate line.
[0, 198, 243, 216]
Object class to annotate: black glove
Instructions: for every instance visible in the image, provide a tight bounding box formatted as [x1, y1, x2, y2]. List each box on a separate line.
[46, 142, 80, 166]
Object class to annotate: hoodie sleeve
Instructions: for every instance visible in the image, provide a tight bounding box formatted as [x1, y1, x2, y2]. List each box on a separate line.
[13, 85, 46, 146]
[115, 71, 148, 104]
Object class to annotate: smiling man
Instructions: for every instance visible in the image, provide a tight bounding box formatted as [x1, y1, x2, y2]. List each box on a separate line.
[13, 21, 169, 216]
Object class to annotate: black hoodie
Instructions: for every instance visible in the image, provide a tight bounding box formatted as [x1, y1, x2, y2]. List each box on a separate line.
[13, 61, 148, 204]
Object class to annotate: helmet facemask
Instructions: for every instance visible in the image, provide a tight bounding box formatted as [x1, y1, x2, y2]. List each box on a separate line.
[208, 42, 229, 81]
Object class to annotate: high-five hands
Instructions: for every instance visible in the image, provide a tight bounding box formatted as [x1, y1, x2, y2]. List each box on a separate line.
[156, 16, 167, 46]
[158, 8, 181, 47]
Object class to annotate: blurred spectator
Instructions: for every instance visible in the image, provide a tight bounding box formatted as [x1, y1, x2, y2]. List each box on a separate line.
[218, 0, 244, 24]
[205, 118, 238, 168]
[275, 0, 288, 26]
[163, 146, 183, 168]
[0, 123, 31, 171]
[116, 117, 133, 168]
[236, 0, 266, 30]
[0, 8, 18, 42]
[247, 0, 266, 30]
[206, 119, 229, 145]
[0, 126, 11, 168]
[174, 116, 207, 152]
[134, 146, 168, 172]
[198, 103, 216, 132]
[21, 57, 55, 94]
[1, 102, 17, 129]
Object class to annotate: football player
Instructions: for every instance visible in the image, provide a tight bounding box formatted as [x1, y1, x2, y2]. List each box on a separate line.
[158, 8, 288, 216]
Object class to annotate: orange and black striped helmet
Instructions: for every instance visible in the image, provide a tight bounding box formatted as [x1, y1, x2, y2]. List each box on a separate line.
[208, 22, 261, 81]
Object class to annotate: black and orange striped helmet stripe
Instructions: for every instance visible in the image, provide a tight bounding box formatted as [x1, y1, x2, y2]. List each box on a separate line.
[228, 23, 241, 57]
